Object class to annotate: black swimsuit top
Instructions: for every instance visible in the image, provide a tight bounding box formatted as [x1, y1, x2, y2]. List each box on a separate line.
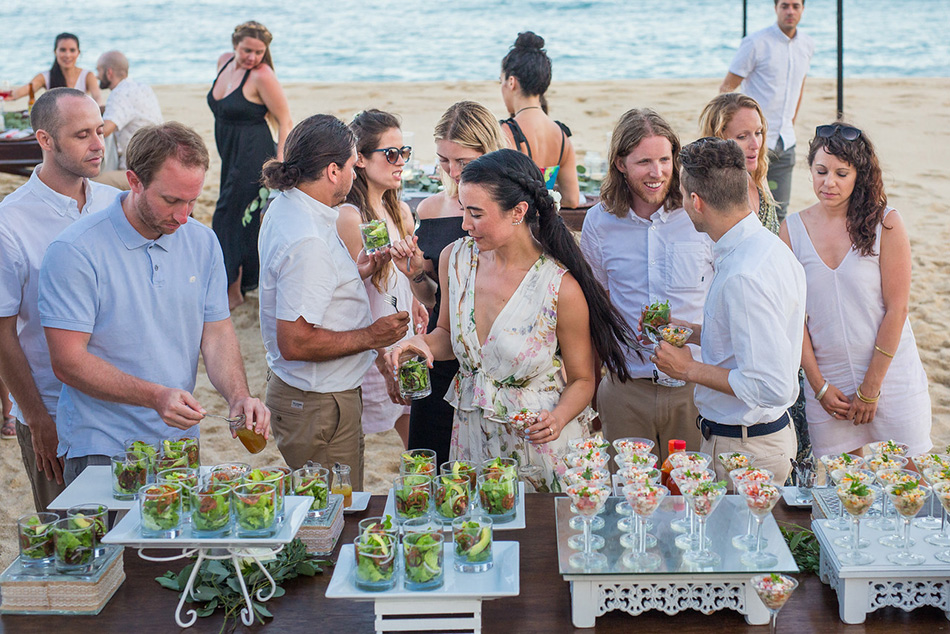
[499, 118, 572, 188]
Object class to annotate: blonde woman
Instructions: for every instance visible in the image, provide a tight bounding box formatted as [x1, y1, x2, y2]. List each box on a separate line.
[699, 93, 779, 234]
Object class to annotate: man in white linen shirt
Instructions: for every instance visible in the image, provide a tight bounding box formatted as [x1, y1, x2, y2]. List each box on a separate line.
[580, 109, 713, 461]
[94, 50, 163, 189]
[258, 114, 410, 489]
[0, 88, 119, 511]
[654, 137, 805, 483]
[720, 0, 814, 221]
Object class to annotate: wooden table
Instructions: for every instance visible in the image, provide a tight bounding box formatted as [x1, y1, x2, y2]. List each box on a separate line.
[2, 494, 946, 633]
[0, 137, 41, 177]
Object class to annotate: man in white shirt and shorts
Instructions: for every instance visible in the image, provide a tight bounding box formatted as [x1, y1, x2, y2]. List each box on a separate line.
[720, 0, 814, 221]
[581, 109, 713, 461]
[654, 137, 805, 483]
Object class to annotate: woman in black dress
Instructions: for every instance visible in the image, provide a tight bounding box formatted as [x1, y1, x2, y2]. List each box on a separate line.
[390, 101, 507, 467]
[208, 21, 291, 310]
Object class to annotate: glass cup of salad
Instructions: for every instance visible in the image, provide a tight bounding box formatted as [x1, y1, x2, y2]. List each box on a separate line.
[452, 514, 493, 573]
[433, 475, 470, 523]
[398, 357, 432, 400]
[393, 474, 432, 523]
[160, 437, 199, 470]
[123, 439, 159, 480]
[403, 531, 445, 591]
[477, 471, 519, 524]
[112, 450, 150, 500]
[157, 467, 199, 521]
[52, 517, 97, 575]
[440, 460, 478, 491]
[17, 512, 58, 568]
[232, 482, 278, 538]
[243, 468, 287, 521]
[209, 462, 251, 485]
[139, 482, 184, 539]
[360, 219, 391, 254]
[293, 465, 330, 519]
[190, 482, 232, 538]
[353, 532, 397, 591]
[400, 449, 437, 478]
[66, 504, 108, 556]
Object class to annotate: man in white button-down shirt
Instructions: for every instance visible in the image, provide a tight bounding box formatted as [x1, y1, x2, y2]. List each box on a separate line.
[654, 137, 805, 483]
[720, 0, 814, 221]
[581, 109, 713, 461]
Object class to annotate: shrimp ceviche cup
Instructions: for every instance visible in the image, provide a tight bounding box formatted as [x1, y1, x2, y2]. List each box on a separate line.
[612, 437, 656, 459]
[885, 481, 931, 565]
[718, 451, 755, 472]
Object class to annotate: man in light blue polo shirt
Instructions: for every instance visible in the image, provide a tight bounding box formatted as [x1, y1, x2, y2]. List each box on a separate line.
[38, 122, 270, 482]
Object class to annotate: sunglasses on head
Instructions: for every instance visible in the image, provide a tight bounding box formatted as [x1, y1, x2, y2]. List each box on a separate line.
[815, 124, 862, 142]
[370, 146, 412, 164]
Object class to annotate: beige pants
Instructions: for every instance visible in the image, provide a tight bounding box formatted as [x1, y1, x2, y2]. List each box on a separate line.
[597, 373, 702, 463]
[265, 372, 365, 490]
[701, 421, 797, 485]
[16, 421, 67, 512]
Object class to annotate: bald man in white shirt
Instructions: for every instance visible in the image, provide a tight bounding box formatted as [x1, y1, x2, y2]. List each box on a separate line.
[654, 137, 805, 484]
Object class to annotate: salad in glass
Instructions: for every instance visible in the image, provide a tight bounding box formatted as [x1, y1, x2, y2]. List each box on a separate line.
[353, 532, 396, 591]
[17, 512, 57, 567]
[434, 475, 470, 522]
[477, 472, 518, 524]
[393, 474, 432, 521]
[191, 483, 232, 537]
[52, 517, 96, 574]
[139, 482, 183, 538]
[360, 219, 391, 253]
[233, 482, 277, 537]
[403, 531, 445, 590]
[112, 450, 150, 500]
[453, 515, 493, 573]
[398, 358, 432, 399]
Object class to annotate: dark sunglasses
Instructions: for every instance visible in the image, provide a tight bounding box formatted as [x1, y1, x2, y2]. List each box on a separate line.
[370, 146, 412, 164]
[815, 124, 862, 142]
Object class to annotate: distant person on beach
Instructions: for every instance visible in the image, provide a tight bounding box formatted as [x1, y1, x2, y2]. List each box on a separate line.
[720, 0, 813, 221]
[499, 32, 580, 208]
[38, 122, 269, 483]
[94, 50, 163, 189]
[338, 110, 423, 447]
[0, 88, 119, 507]
[580, 109, 713, 462]
[653, 137, 805, 484]
[386, 149, 634, 492]
[781, 123, 932, 457]
[11, 33, 103, 105]
[258, 114, 410, 489]
[401, 101, 507, 468]
[208, 20, 292, 310]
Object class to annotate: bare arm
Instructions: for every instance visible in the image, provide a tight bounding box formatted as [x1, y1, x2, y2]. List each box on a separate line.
[0, 316, 63, 482]
[556, 137, 580, 209]
[102, 120, 118, 138]
[277, 313, 409, 363]
[45, 327, 205, 429]
[336, 204, 366, 262]
[254, 65, 292, 161]
[793, 76, 806, 124]
[85, 71, 104, 107]
[200, 318, 269, 437]
[11, 74, 45, 100]
[720, 72, 744, 93]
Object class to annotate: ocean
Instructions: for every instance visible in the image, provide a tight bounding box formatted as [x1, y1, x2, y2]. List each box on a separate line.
[1, 0, 948, 85]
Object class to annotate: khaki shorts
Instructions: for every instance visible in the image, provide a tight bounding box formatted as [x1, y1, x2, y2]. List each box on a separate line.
[701, 422, 797, 485]
[265, 371, 365, 490]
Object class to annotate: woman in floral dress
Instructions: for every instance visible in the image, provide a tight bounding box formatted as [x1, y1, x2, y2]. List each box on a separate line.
[387, 149, 634, 491]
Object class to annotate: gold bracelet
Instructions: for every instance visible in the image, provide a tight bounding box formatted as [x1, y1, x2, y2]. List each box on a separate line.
[874, 345, 894, 359]
[856, 385, 880, 404]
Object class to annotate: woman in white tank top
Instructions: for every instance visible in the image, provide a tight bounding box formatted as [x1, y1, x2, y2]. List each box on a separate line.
[780, 123, 931, 457]
[11, 33, 102, 105]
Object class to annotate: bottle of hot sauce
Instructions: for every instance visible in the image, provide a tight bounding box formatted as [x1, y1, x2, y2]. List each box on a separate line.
[661, 439, 687, 495]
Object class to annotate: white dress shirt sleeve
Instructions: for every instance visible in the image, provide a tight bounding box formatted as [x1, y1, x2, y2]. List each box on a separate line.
[579, 216, 608, 288]
[728, 35, 758, 79]
[274, 237, 340, 328]
[723, 273, 800, 410]
[0, 229, 25, 316]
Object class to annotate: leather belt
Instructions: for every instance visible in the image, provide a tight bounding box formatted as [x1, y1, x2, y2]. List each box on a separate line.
[698, 411, 790, 440]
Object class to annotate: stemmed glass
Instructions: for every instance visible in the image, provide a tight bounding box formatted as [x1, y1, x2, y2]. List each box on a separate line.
[828, 469, 876, 538]
[566, 435, 611, 454]
[738, 481, 783, 567]
[680, 480, 727, 565]
[612, 437, 656, 461]
[912, 454, 950, 530]
[613, 452, 658, 517]
[563, 450, 610, 531]
[622, 483, 669, 571]
[930, 481, 950, 561]
[819, 453, 866, 484]
[563, 466, 611, 549]
[865, 454, 908, 532]
[729, 467, 774, 550]
[872, 467, 918, 544]
[885, 481, 931, 565]
[835, 481, 880, 565]
[751, 573, 799, 634]
[506, 409, 543, 490]
[565, 484, 612, 569]
[671, 467, 715, 550]
[717, 451, 756, 474]
[642, 324, 693, 388]
[667, 451, 712, 533]
[865, 440, 909, 457]
[617, 467, 661, 549]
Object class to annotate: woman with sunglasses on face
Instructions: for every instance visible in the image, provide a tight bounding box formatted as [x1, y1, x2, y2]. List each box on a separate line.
[699, 93, 779, 234]
[336, 110, 420, 446]
[386, 149, 633, 492]
[11, 33, 102, 104]
[499, 32, 580, 209]
[208, 20, 292, 310]
[390, 102, 507, 468]
[780, 123, 932, 457]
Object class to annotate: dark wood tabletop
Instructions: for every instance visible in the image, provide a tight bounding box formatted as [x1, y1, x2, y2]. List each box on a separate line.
[0, 137, 41, 177]
[2, 494, 947, 633]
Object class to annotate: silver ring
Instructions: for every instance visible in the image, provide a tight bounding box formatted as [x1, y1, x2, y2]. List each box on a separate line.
[548, 427, 553, 435]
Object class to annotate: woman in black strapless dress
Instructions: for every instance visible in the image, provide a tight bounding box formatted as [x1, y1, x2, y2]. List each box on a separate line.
[207, 21, 291, 310]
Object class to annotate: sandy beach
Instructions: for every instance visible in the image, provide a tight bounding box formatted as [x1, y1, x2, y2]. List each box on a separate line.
[1, 77, 948, 564]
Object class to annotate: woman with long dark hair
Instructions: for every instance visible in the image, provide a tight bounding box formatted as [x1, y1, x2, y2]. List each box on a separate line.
[780, 123, 931, 456]
[499, 32, 580, 208]
[387, 149, 633, 491]
[11, 33, 102, 104]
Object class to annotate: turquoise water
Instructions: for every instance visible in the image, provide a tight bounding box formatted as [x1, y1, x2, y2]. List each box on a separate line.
[1, 0, 947, 84]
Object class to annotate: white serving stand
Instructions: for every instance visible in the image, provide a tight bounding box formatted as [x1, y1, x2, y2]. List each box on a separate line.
[48, 465, 136, 510]
[556, 495, 798, 628]
[102, 495, 310, 628]
[813, 518, 950, 623]
[383, 482, 526, 530]
[326, 541, 520, 634]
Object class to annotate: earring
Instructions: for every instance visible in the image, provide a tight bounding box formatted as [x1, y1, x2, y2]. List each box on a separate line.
[512, 218, 524, 226]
